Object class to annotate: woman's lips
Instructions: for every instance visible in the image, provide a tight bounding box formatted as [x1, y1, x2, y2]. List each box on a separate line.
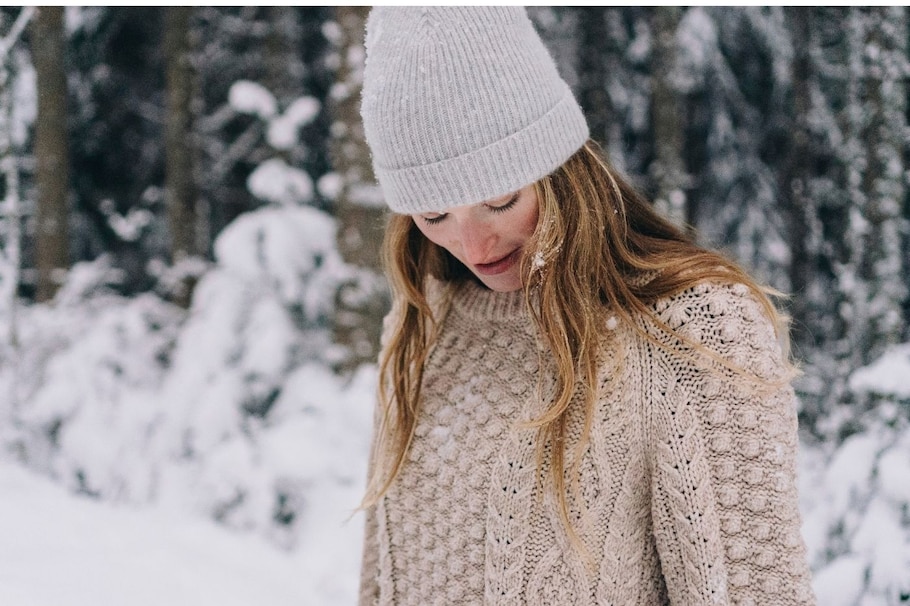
[473, 249, 520, 276]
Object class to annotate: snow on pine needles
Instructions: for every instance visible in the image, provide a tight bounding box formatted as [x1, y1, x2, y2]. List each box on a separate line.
[0, 203, 375, 604]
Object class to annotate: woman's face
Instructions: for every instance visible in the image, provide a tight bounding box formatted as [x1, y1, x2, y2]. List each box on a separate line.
[412, 185, 540, 292]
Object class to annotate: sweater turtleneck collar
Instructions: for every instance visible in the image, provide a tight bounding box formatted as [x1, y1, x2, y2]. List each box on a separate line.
[448, 279, 532, 323]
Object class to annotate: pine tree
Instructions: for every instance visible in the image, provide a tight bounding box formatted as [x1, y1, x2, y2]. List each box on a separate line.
[66, 7, 168, 294]
[772, 8, 910, 427]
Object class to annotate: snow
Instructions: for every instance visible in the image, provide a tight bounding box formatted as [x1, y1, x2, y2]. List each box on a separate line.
[228, 80, 277, 120]
[798, 365, 910, 603]
[346, 182, 386, 208]
[318, 171, 344, 199]
[100, 201, 154, 242]
[10, 48, 36, 148]
[213, 204, 345, 313]
[0, 202, 372, 605]
[321, 20, 343, 46]
[0, 359, 373, 604]
[247, 158, 314, 206]
[849, 342, 910, 398]
[673, 7, 716, 93]
[267, 96, 321, 151]
[878, 445, 910, 504]
[228, 79, 320, 152]
[852, 498, 909, 599]
[0, 460, 315, 606]
[812, 555, 867, 606]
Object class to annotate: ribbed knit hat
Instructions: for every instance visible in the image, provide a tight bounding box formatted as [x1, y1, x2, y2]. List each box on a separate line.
[361, 7, 589, 214]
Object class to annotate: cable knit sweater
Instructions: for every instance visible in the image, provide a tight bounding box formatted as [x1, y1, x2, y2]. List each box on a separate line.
[359, 279, 816, 605]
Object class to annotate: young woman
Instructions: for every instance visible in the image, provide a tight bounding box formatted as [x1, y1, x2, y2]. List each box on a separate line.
[358, 7, 816, 605]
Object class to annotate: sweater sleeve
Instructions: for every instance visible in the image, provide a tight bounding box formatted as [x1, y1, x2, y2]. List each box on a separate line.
[358, 504, 380, 606]
[645, 283, 815, 606]
[358, 300, 407, 606]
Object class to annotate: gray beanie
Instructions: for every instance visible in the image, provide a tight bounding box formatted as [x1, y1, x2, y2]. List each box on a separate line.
[361, 7, 589, 214]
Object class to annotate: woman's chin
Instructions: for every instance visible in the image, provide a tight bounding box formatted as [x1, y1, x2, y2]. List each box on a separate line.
[472, 270, 524, 293]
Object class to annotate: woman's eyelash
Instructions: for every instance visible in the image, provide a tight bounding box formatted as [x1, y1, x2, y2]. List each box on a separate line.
[421, 193, 518, 225]
[423, 214, 447, 225]
[488, 194, 519, 213]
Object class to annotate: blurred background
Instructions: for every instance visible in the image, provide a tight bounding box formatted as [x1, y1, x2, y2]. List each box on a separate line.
[0, 6, 908, 605]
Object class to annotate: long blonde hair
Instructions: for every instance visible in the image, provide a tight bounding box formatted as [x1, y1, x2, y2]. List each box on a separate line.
[363, 139, 792, 549]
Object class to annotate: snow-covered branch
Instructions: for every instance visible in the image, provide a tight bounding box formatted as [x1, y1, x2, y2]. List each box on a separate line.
[0, 7, 35, 60]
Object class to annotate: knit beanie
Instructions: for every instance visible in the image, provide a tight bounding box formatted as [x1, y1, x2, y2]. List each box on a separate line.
[361, 7, 589, 214]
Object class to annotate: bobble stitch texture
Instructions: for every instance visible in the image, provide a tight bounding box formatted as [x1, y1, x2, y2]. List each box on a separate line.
[360, 281, 815, 605]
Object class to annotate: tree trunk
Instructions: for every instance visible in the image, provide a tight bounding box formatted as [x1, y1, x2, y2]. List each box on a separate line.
[164, 6, 196, 262]
[577, 9, 612, 145]
[164, 7, 198, 306]
[782, 8, 814, 351]
[649, 6, 689, 229]
[31, 6, 70, 303]
[856, 7, 907, 356]
[329, 6, 390, 372]
[265, 7, 301, 104]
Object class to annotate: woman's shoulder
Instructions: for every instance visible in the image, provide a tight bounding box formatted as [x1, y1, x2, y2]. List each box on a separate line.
[651, 280, 772, 332]
[623, 270, 777, 338]
[639, 280, 790, 378]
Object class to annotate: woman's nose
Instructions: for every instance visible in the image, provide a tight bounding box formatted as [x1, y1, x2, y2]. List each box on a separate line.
[456, 217, 495, 265]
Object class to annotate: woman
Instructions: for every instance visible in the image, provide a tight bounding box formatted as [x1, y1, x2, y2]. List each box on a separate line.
[358, 7, 816, 605]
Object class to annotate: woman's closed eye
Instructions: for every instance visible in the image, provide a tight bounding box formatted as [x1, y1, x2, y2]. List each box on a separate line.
[420, 193, 520, 226]
[486, 193, 519, 214]
[421, 212, 448, 225]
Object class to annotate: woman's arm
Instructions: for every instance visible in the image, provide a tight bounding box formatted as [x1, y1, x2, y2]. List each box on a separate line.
[358, 504, 380, 606]
[646, 283, 815, 605]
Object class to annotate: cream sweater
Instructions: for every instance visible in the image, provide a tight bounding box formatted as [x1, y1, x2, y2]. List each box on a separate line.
[359, 279, 816, 605]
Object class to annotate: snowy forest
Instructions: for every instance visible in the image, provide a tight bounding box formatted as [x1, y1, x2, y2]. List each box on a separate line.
[0, 6, 909, 605]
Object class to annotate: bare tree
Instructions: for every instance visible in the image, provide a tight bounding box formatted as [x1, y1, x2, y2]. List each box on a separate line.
[31, 6, 70, 302]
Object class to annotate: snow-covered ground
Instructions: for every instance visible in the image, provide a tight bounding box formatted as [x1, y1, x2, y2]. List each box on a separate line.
[0, 459, 360, 606]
